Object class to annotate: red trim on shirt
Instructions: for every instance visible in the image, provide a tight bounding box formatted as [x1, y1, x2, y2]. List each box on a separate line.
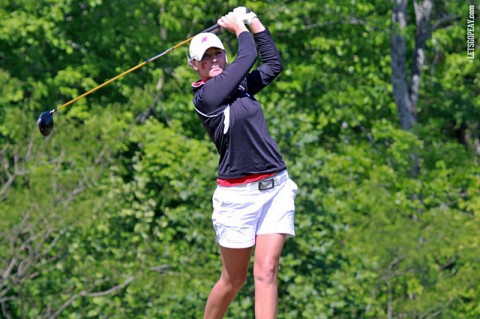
[192, 80, 205, 88]
[217, 173, 276, 187]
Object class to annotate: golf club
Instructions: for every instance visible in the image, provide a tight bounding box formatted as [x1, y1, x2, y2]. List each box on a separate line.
[37, 23, 219, 137]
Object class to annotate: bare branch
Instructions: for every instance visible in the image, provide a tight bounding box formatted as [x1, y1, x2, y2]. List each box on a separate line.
[0, 286, 10, 300]
[432, 14, 461, 31]
[0, 134, 35, 200]
[302, 17, 373, 29]
[388, 254, 408, 269]
[1, 258, 16, 280]
[82, 276, 135, 298]
[48, 292, 81, 319]
[1, 300, 13, 319]
[49, 276, 135, 319]
[149, 264, 171, 273]
[420, 297, 457, 319]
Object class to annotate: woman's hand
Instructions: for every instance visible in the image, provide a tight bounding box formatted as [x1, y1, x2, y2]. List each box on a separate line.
[217, 12, 248, 37]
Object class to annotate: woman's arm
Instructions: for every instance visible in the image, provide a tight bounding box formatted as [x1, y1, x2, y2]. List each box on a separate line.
[230, 7, 283, 95]
[246, 25, 284, 95]
[195, 13, 257, 114]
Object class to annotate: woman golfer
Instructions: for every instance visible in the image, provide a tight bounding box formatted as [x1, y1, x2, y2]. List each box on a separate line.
[188, 7, 297, 319]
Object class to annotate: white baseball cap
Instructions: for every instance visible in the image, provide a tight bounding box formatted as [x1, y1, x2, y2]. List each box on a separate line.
[188, 32, 225, 61]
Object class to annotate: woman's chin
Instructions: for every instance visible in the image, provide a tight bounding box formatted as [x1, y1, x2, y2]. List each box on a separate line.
[210, 68, 224, 77]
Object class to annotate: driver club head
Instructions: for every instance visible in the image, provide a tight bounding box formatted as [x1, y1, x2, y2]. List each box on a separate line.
[37, 111, 54, 137]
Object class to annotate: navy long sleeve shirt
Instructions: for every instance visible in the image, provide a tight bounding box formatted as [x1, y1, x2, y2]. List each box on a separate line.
[192, 29, 286, 179]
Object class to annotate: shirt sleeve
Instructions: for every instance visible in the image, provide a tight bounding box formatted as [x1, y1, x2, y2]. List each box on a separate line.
[194, 31, 258, 116]
[245, 28, 284, 96]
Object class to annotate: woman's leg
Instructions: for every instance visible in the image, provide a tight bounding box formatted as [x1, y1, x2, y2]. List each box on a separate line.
[253, 234, 287, 319]
[204, 246, 252, 319]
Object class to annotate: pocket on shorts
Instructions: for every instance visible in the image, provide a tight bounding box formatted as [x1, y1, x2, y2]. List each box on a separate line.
[212, 187, 223, 211]
[212, 187, 226, 225]
[212, 187, 240, 227]
[288, 179, 298, 198]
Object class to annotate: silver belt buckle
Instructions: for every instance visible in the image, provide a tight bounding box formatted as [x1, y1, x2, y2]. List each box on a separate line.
[258, 179, 274, 190]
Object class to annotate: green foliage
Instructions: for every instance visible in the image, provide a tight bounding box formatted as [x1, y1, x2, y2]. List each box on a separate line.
[1, 1, 478, 318]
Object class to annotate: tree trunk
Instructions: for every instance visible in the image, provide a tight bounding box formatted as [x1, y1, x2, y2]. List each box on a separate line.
[411, 0, 433, 112]
[391, 0, 416, 130]
[390, 0, 433, 177]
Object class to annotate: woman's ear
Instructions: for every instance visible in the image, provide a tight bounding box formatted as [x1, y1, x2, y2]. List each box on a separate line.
[187, 54, 198, 70]
[190, 60, 199, 71]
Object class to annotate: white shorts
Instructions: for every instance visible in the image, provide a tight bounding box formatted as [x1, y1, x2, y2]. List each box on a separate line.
[212, 170, 298, 248]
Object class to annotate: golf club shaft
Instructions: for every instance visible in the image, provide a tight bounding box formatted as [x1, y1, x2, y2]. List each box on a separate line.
[54, 23, 219, 113]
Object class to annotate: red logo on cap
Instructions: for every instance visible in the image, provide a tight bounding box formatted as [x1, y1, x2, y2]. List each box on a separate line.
[202, 36, 208, 43]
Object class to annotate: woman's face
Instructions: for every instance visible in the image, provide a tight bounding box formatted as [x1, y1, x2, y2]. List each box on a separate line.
[192, 47, 227, 81]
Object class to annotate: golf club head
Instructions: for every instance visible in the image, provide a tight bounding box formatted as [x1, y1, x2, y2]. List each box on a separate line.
[37, 111, 54, 137]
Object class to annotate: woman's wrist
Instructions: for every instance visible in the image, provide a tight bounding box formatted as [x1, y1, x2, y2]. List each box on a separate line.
[235, 24, 249, 37]
[249, 17, 265, 34]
